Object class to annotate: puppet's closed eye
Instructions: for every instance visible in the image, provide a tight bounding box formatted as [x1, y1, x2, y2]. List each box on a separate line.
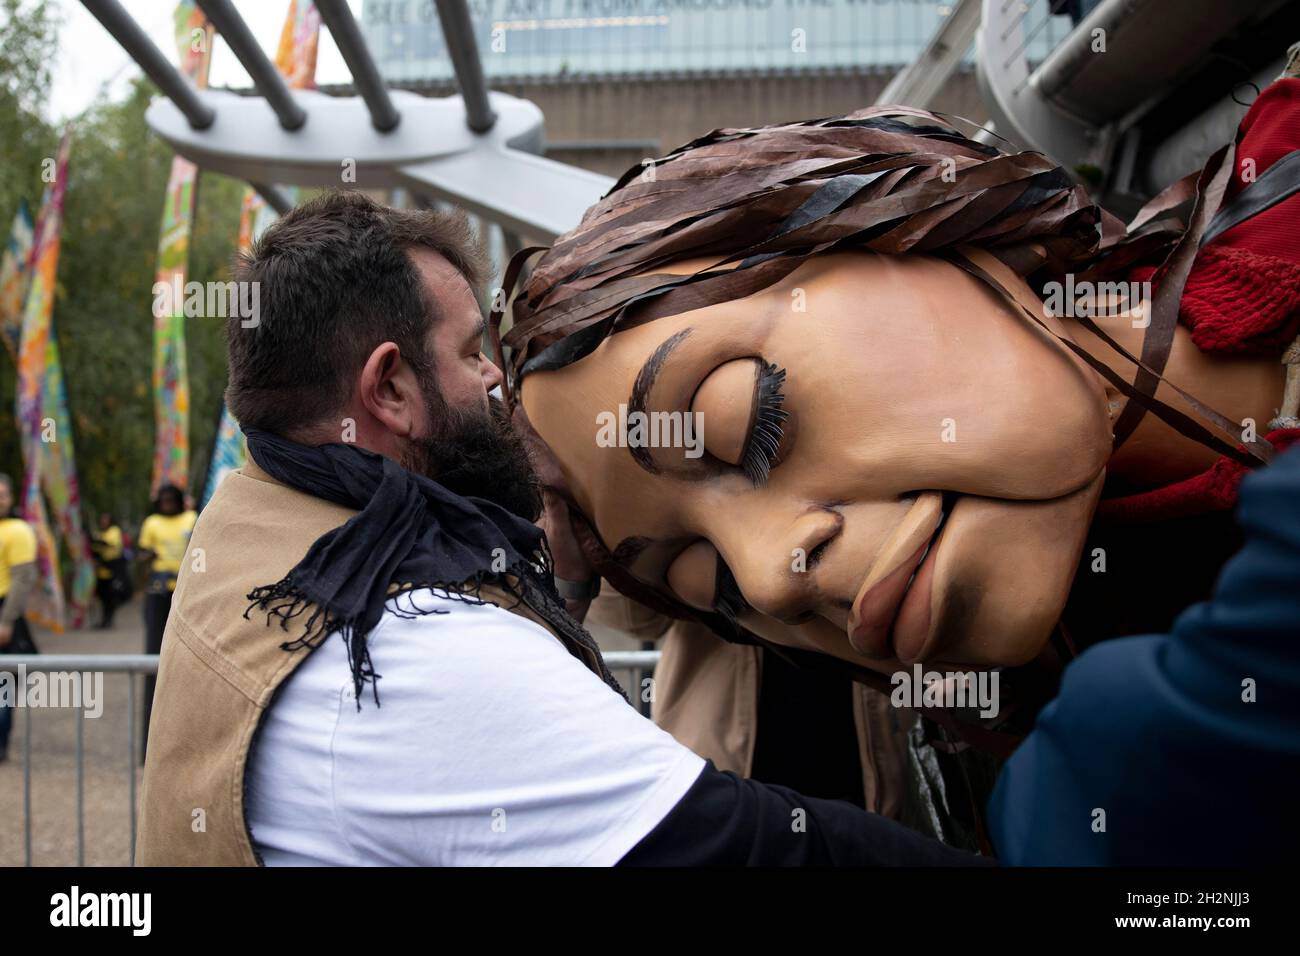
[690, 357, 788, 486]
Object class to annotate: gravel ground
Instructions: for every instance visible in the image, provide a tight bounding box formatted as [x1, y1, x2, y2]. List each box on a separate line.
[1, 600, 148, 867]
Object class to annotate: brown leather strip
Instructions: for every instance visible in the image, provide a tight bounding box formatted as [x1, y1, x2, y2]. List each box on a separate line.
[619, 255, 810, 331]
[913, 181, 1033, 251]
[1073, 222, 1184, 285]
[1126, 167, 1200, 233]
[1110, 144, 1235, 451]
[488, 244, 547, 411]
[538, 149, 1055, 306]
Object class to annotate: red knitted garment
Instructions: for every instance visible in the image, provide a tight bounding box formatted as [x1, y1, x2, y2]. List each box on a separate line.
[1101, 430, 1300, 523]
[1100, 79, 1300, 521]
[1129, 246, 1300, 358]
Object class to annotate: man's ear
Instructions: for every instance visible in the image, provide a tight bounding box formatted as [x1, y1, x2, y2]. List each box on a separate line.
[358, 341, 419, 438]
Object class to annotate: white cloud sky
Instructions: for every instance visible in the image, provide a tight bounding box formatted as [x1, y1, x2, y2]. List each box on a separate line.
[47, 0, 365, 123]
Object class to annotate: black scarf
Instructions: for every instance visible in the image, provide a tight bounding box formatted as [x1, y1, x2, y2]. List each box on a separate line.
[242, 429, 626, 705]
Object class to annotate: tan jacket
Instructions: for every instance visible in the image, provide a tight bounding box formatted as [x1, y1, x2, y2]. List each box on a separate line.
[135, 460, 605, 866]
[587, 592, 913, 819]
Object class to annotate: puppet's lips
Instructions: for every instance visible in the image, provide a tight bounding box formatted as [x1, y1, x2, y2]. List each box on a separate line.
[847, 492, 953, 660]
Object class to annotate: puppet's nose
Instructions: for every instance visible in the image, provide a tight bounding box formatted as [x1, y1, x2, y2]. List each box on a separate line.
[716, 506, 842, 624]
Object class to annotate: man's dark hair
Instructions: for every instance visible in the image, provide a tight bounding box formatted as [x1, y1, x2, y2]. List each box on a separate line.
[226, 190, 488, 436]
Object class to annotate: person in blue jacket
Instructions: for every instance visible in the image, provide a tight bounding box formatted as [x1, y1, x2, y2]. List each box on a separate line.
[989, 443, 1300, 865]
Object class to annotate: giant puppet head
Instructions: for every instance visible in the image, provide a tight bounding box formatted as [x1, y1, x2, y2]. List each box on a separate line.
[497, 108, 1268, 676]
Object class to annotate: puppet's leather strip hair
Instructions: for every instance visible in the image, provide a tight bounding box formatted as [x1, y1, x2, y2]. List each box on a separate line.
[1108, 143, 1235, 453]
[1200, 147, 1300, 248]
[497, 108, 1105, 368]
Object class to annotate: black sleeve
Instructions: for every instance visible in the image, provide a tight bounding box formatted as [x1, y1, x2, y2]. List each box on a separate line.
[617, 761, 994, 866]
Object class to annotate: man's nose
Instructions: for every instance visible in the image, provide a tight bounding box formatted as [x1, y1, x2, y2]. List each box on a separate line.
[717, 506, 842, 623]
[481, 354, 504, 394]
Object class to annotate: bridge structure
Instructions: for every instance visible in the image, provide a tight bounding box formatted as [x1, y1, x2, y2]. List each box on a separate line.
[77, 0, 1295, 241]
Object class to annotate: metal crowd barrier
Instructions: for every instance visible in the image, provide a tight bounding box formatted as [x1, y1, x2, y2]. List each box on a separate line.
[1, 654, 154, 868]
[1, 649, 659, 867]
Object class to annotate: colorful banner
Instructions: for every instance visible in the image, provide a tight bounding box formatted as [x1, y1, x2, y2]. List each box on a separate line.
[151, 0, 213, 497]
[202, 403, 245, 508]
[203, 1, 320, 507]
[201, 191, 259, 507]
[0, 200, 34, 361]
[274, 0, 321, 88]
[37, 298, 95, 628]
[15, 133, 95, 630]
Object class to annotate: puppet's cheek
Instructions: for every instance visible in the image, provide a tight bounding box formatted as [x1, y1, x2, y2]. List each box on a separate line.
[905, 474, 1104, 667]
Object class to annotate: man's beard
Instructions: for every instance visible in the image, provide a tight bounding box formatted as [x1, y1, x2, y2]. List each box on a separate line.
[403, 389, 543, 522]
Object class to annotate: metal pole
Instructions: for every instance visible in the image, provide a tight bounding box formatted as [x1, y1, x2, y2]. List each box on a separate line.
[1, 654, 159, 672]
[251, 182, 294, 216]
[501, 229, 524, 259]
[23, 707, 31, 866]
[128, 674, 137, 865]
[434, 0, 497, 133]
[196, 0, 307, 131]
[875, 0, 981, 109]
[80, 0, 215, 129]
[76, 706, 85, 867]
[315, 0, 401, 132]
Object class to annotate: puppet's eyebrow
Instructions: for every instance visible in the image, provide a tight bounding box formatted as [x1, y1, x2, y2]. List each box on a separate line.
[627, 327, 694, 473]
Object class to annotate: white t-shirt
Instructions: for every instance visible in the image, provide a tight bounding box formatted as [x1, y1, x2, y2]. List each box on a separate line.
[245, 589, 705, 866]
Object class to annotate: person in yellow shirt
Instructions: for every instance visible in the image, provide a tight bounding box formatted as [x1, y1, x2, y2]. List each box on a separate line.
[0, 473, 38, 763]
[136, 484, 197, 760]
[90, 512, 126, 629]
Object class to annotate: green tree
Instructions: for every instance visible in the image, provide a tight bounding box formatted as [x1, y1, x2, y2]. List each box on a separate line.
[2, 44, 244, 530]
[0, 0, 58, 221]
[0, 0, 59, 490]
[55, 77, 244, 529]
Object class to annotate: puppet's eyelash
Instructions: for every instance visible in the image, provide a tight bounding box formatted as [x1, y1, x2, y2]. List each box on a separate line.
[740, 361, 789, 487]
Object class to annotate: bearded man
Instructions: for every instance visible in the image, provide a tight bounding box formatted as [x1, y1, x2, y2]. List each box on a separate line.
[134, 190, 981, 866]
